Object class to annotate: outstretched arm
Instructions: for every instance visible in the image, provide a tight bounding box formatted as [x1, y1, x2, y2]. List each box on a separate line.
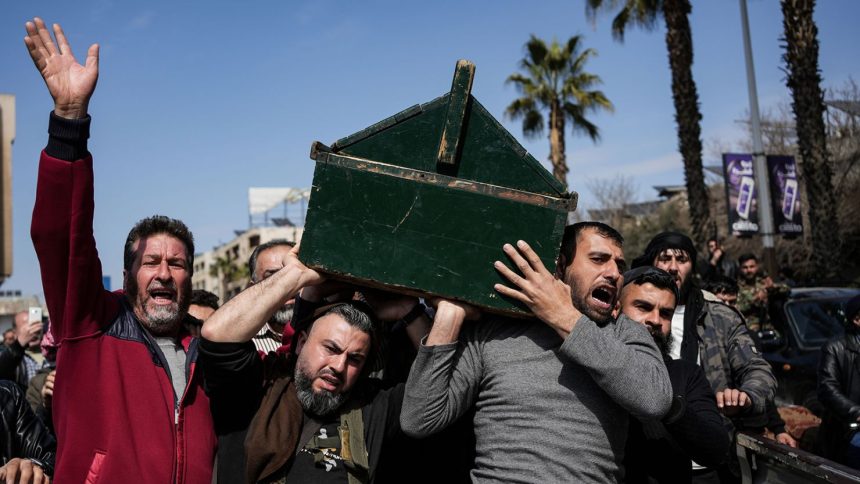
[24, 17, 98, 119]
[27, 19, 116, 341]
[201, 245, 324, 343]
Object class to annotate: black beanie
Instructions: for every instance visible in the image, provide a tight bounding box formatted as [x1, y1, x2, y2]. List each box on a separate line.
[632, 232, 698, 271]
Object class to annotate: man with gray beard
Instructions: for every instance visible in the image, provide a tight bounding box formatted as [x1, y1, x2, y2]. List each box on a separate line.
[25, 17, 215, 482]
[247, 240, 298, 354]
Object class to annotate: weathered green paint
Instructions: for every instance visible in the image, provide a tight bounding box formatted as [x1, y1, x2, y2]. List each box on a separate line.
[300, 157, 567, 314]
[437, 60, 475, 167]
[301, 60, 577, 316]
[332, 95, 567, 197]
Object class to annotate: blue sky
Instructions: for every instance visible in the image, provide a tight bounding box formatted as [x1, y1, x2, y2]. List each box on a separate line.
[1, 0, 858, 300]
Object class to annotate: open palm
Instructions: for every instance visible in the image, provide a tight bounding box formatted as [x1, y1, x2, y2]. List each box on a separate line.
[24, 17, 98, 119]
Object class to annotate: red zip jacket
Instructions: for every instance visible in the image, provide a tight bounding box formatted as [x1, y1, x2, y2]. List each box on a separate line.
[31, 151, 216, 483]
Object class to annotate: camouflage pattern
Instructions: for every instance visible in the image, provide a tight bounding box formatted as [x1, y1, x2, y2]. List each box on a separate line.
[697, 291, 777, 429]
[737, 276, 789, 332]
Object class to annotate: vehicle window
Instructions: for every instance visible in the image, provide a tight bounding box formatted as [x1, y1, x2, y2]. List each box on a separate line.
[785, 298, 848, 348]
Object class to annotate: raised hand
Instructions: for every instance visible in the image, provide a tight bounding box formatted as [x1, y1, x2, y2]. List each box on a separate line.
[24, 18, 98, 119]
[17, 321, 42, 348]
[494, 240, 581, 338]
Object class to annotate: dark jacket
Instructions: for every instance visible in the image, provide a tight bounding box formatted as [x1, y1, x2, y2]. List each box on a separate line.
[0, 341, 38, 390]
[818, 330, 860, 463]
[30, 114, 216, 483]
[199, 339, 404, 483]
[0, 380, 55, 475]
[625, 358, 729, 483]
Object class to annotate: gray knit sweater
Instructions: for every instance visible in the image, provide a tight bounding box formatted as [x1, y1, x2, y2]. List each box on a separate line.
[400, 314, 672, 483]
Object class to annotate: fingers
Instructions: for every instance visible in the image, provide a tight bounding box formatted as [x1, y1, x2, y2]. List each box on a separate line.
[716, 389, 751, 410]
[34, 18, 58, 56]
[4, 458, 19, 484]
[502, 243, 533, 277]
[85, 43, 99, 71]
[494, 260, 526, 288]
[18, 460, 33, 484]
[53, 23, 72, 56]
[493, 282, 529, 304]
[32, 464, 45, 484]
[516, 240, 550, 276]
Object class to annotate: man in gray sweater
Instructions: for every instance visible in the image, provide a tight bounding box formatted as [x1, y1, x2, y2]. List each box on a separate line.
[400, 222, 672, 483]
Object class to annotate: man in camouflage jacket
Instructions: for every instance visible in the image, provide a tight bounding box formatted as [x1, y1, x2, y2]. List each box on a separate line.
[737, 253, 789, 332]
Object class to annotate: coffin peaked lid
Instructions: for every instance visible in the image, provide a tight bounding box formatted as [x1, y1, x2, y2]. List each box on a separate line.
[301, 60, 577, 316]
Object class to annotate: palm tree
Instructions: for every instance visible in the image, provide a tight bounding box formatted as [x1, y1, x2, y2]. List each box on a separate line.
[505, 34, 613, 188]
[208, 255, 248, 302]
[586, 0, 712, 246]
[780, 0, 840, 280]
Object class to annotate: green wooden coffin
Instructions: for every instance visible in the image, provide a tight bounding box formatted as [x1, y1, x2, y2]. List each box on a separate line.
[300, 60, 577, 316]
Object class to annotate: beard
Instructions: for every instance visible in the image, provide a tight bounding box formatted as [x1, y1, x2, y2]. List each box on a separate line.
[678, 275, 693, 303]
[269, 303, 294, 332]
[127, 277, 189, 336]
[648, 327, 674, 359]
[294, 358, 348, 417]
[572, 291, 613, 324]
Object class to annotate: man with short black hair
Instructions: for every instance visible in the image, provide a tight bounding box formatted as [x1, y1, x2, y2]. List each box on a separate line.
[704, 276, 740, 307]
[702, 238, 738, 282]
[633, 232, 776, 482]
[619, 266, 729, 483]
[401, 222, 672, 482]
[736, 254, 788, 332]
[25, 19, 215, 482]
[186, 289, 220, 337]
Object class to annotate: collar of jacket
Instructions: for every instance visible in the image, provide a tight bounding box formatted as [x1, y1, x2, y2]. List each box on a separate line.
[844, 331, 860, 354]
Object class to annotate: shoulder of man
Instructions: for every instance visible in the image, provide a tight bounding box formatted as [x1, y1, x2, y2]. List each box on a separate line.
[701, 292, 746, 326]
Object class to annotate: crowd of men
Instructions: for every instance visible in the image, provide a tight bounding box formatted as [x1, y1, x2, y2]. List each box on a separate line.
[2, 16, 859, 484]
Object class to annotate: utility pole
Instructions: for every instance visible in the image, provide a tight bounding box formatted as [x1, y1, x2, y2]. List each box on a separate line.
[739, 0, 777, 276]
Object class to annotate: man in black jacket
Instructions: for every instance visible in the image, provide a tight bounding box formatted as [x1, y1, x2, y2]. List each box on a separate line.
[620, 267, 729, 483]
[0, 380, 55, 482]
[818, 294, 860, 467]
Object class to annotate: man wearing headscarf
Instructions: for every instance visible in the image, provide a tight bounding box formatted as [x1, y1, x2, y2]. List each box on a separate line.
[633, 232, 776, 483]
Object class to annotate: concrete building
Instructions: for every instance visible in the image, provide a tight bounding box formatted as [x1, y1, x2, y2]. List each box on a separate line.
[192, 225, 304, 303]
[0, 95, 15, 285]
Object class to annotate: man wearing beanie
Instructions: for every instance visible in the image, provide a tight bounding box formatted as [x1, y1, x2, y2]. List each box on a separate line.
[817, 294, 860, 468]
[633, 232, 775, 483]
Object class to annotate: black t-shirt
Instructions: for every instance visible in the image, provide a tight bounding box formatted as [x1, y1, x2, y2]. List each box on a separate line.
[284, 415, 347, 483]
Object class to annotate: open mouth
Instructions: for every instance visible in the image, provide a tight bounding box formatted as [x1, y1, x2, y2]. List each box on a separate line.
[591, 285, 616, 310]
[148, 287, 176, 304]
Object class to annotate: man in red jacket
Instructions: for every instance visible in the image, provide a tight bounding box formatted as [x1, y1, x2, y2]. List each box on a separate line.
[25, 18, 215, 483]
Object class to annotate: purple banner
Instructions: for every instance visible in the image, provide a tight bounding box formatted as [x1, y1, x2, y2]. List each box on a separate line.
[722, 153, 759, 236]
[767, 155, 803, 236]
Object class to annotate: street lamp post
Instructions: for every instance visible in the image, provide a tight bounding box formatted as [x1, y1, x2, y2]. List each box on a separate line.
[739, 0, 778, 276]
